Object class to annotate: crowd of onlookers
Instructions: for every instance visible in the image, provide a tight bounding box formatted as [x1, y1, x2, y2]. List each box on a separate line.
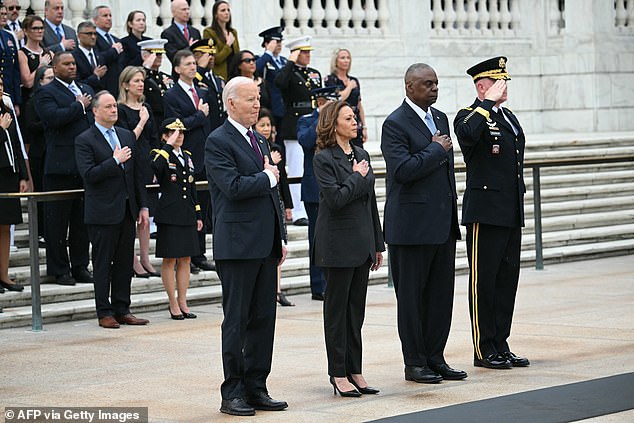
[0, 0, 365, 302]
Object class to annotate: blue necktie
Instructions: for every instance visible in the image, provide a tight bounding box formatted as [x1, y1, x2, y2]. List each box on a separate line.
[55, 26, 63, 41]
[105, 129, 124, 169]
[424, 112, 437, 135]
[68, 83, 81, 96]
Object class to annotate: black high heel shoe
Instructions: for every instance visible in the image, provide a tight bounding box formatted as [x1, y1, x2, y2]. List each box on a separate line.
[347, 376, 380, 394]
[329, 376, 361, 397]
[169, 308, 184, 320]
[141, 264, 161, 277]
[180, 308, 197, 319]
[0, 280, 24, 292]
[133, 270, 151, 278]
[277, 292, 295, 307]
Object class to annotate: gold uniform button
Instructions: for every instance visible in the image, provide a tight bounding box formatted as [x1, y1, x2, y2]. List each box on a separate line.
[483, 185, 488, 190]
[516, 150, 519, 154]
[518, 174, 521, 178]
[182, 195, 187, 199]
[182, 187, 187, 191]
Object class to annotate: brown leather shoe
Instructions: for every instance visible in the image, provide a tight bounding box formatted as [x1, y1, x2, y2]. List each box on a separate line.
[115, 314, 149, 325]
[98, 316, 120, 329]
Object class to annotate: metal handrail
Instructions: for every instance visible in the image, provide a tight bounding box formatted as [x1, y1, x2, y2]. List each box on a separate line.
[1, 153, 633, 331]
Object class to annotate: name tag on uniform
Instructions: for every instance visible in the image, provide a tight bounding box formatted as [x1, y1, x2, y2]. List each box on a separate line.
[492, 144, 500, 155]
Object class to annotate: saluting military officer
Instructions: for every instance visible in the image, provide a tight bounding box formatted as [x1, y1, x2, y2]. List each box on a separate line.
[139, 38, 173, 125]
[190, 38, 226, 132]
[275, 35, 321, 226]
[151, 118, 202, 320]
[453, 56, 530, 370]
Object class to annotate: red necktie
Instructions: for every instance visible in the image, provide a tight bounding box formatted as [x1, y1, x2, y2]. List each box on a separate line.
[190, 87, 199, 108]
[183, 26, 189, 41]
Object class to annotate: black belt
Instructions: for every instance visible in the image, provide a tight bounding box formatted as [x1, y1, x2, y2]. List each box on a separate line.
[291, 101, 312, 108]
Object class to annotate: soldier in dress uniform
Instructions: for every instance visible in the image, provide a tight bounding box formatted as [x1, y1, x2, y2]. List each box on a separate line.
[138, 38, 173, 125]
[255, 26, 287, 133]
[190, 38, 226, 132]
[275, 35, 321, 226]
[151, 118, 202, 320]
[453, 56, 530, 370]
[0, 3, 22, 111]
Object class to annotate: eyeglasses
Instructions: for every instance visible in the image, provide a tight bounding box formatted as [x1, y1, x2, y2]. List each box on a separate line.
[79, 31, 97, 36]
[30, 26, 45, 31]
[8, 6, 21, 11]
[241, 58, 255, 64]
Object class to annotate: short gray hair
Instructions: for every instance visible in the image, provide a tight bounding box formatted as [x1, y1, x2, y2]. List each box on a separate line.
[222, 76, 256, 108]
[77, 20, 96, 33]
[92, 5, 110, 19]
[404, 63, 434, 84]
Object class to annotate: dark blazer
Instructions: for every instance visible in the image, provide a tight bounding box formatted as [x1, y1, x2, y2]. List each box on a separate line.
[42, 21, 77, 54]
[297, 109, 320, 203]
[151, 144, 202, 226]
[75, 125, 146, 225]
[255, 52, 287, 119]
[454, 98, 526, 228]
[195, 67, 226, 131]
[93, 32, 122, 97]
[163, 83, 211, 173]
[205, 120, 286, 260]
[275, 61, 321, 139]
[0, 106, 28, 179]
[313, 145, 385, 268]
[381, 100, 460, 245]
[35, 79, 95, 175]
[72, 48, 106, 91]
[0, 29, 22, 105]
[144, 69, 172, 124]
[161, 23, 201, 65]
[120, 34, 150, 68]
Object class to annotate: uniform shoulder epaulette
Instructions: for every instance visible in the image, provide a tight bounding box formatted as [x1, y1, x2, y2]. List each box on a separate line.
[195, 72, 203, 81]
[461, 106, 490, 123]
[151, 149, 169, 161]
[184, 149, 192, 156]
[461, 107, 473, 111]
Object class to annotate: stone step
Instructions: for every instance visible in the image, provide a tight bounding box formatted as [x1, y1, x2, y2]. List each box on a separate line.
[3, 237, 632, 329]
[0, 266, 391, 329]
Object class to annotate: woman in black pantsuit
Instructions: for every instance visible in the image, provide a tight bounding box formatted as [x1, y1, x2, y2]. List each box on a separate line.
[0, 79, 29, 293]
[313, 101, 385, 397]
[151, 118, 202, 320]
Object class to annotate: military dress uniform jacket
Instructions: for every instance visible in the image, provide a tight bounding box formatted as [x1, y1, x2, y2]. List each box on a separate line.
[0, 29, 22, 106]
[453, 98, 526, 228]
[275, 61, 321, 140]
[144, 69, 172, 125]
[256, 52, 287, 119]
[195, 66, 226, 131]
[297, 108, 320, 203]
[151, 144, 202, 226]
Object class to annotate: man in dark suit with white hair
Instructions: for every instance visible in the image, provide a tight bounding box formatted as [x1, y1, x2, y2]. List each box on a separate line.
[205, 76, 288, 417]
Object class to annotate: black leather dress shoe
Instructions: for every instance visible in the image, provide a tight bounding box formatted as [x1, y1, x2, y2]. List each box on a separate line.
[474, 353, 512, 369]
[0, 280, 24, 292]
[312, 292, 325, 301]
[189, 263, 200, 274]
[72, 268, 95, 284]
[0, 285, 5, 293]
[55, 274, 76, 286]
[429, 363, 468, 380]
[404, 366, 443, 383]
[293, 217, 309, 226]
[220, 398, 255, 416]
[500, 351, 530, 367]
[246, 391, 288, 411]
[193, 259, 215, 271]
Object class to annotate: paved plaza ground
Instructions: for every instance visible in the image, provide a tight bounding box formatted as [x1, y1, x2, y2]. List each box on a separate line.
[2, 255, 633, 422]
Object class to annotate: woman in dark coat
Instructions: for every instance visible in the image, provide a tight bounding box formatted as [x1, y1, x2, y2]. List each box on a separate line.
[117, 65, 160, 278]
[313, 100, 384, 396]
[151, 118, 202, 320]
[0, 79, 29, 293]
[119, 10, 151, 68]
